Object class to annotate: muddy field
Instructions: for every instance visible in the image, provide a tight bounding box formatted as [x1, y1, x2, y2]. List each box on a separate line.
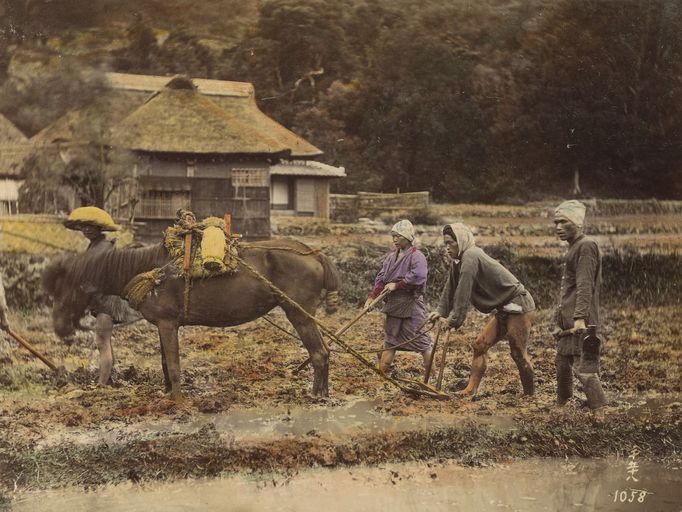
[1, 208, 681, 509]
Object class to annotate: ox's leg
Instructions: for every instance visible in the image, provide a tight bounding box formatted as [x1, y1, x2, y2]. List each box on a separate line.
[159, 337, 171, 393]
[157, 320, 183, 401]
[283, 307, 329, 397]
[95, 313, 114, 386]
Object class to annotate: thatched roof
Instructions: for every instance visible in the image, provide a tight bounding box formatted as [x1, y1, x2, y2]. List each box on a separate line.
[110, 76, 290, 155]
[109, 73, 322, 156]
[107, 72, 254, 97]
[31, 91, 142, 146]
[0, 114, 27, 144]
[33, 73, 323, 157]
[0, 114, 32, 177]
[270, 160, 346, 178]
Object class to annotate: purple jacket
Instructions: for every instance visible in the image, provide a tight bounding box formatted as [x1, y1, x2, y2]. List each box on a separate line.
[369, 246, 428, 299]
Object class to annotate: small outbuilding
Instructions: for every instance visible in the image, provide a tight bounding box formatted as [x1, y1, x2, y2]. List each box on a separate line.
[270, 160, 346, 218]
[0, 114, 31, 216]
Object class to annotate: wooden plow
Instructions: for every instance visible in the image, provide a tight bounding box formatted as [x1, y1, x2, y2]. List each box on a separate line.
[236, 254, 452, 400]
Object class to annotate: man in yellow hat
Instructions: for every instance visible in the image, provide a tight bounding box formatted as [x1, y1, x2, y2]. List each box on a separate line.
[64, 206, 138, 385]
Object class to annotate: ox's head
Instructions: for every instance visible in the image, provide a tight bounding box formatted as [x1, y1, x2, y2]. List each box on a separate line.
[42, 257, 91, 344]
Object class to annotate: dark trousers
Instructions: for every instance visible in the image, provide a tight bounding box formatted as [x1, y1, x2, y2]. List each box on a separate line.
[556, 353, 606, 409]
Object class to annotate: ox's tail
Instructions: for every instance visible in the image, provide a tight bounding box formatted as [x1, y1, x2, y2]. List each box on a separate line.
[317, 253, 340, 314]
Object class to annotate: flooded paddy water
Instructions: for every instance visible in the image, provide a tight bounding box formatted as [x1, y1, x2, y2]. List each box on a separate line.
[12, 458, 681, 512]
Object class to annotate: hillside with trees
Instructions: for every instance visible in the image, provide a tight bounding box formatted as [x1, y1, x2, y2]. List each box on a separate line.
[1, 0, 680, 202]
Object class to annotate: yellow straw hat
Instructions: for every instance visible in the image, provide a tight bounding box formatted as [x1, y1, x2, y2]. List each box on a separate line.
[64, 206, 120, 232]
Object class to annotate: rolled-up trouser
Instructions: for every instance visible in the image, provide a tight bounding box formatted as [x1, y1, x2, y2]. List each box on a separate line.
[556, 353, 607, 409]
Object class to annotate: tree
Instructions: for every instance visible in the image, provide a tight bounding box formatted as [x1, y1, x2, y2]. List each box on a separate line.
[20, 139, 134, 213]
[293, 80, 382, 193]
[227, 0, 354, 124]
[0, 61, 134, 212]
[0, 60, 107, 136]
[349, 10, 486, 199]
[113, 18, 158, 74]
[513, 0, 682, 198]
[155, 30, 214, 78]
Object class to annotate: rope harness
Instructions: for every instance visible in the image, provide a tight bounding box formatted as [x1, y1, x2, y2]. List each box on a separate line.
[121, 224, 450, 399]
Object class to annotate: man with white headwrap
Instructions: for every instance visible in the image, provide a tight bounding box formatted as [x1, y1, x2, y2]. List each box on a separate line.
[429, 223, 536, 397]
[553, 200, 607, 409]
[365, 219, 433, 375]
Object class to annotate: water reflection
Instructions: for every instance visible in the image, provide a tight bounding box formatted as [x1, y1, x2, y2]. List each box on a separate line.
[13, 458, 681, 512]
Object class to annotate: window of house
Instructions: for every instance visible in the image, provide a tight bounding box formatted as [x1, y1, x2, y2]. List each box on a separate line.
[271, 176, 293, 210]
[295, 178, 316, 215]
[232, 168, 269, 188]
[139, 190, 191, 219]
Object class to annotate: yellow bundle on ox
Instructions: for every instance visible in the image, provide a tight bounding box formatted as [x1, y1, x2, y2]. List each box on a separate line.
[164, 216, 239, 279]
[200, 217, 230, 272]
[124, 215, 239, 309]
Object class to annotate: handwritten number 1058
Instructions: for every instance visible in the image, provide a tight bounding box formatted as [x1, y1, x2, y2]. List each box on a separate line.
[613, 489, 648, 503]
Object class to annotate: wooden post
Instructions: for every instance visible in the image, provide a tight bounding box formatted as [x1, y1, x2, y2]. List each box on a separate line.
[183, 233, 192, 271]
[224, 213, 231, 235]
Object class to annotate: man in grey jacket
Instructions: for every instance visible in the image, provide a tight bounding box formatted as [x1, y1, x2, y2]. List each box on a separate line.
[429, 223, 536, 397]
[554, 200, 607, 409]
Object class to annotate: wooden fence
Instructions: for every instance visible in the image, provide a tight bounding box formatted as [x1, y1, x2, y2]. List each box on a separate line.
[330, 191, 429, 222]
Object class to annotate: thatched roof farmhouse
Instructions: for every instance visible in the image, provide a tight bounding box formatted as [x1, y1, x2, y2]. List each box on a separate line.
[31, 73, 344, 239]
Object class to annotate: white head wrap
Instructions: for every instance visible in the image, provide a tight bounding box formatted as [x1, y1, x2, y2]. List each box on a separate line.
[445, 223, 476, 257]
[391, 219, 415, 243]
[554, 200, 586, 228]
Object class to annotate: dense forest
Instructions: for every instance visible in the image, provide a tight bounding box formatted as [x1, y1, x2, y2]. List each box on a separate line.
[1, 0, 681, 201]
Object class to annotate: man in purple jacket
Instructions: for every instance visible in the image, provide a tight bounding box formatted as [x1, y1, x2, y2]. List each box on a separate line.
[365, 220, 433, 375]
[554, 200, 607, 409]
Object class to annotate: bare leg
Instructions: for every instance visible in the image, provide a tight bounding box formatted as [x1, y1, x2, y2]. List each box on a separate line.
[459, 316, 500, 397]
[379, 347, 396, 374]
[507, 312, 535, 396]
[96, 313, 114, 386]
[421, 348, 433, 371]
[158, 320, 182, 401]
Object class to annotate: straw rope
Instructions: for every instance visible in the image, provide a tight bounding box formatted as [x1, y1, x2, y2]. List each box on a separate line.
[233, 253, 449, 399]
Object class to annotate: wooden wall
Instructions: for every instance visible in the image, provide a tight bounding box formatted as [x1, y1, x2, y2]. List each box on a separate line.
[110, 153, 272, 242]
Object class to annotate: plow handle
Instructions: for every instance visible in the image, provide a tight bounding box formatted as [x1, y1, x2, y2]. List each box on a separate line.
[7, 328, 58, 371]
[435, 331, 452, 391]
[423, 322, 441, 384]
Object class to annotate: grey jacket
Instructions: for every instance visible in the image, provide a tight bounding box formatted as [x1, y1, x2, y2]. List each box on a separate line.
[438, 246, 527, 329]
[558, 235, 602, 331]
